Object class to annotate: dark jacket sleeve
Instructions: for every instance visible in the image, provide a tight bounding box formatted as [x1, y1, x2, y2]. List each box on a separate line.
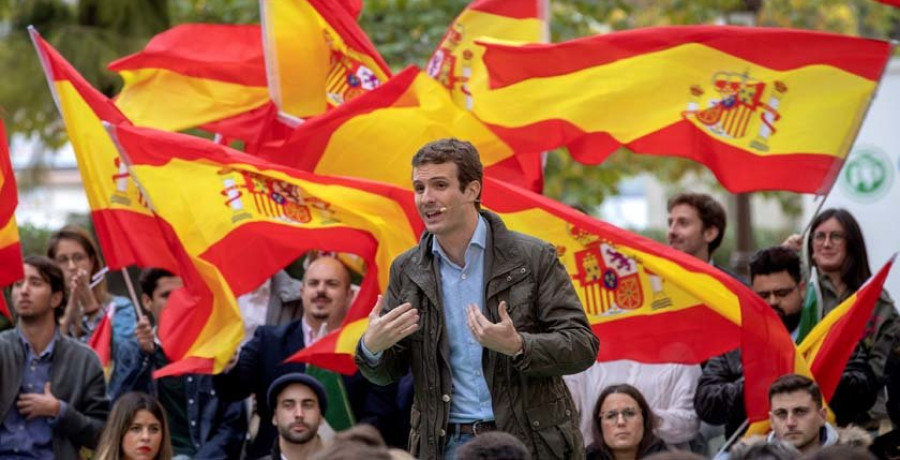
[355, 258, 413, 386]
[694, 349, 744, 432]
[213, 328, 263, 401]
[886, 336, 900, 425]
[56, 351, 110, 449]
[513, 243, 600, 377]
[195, 397, 248, 459]
[108, 339, 154, 402]
[830, 344, 878, 426]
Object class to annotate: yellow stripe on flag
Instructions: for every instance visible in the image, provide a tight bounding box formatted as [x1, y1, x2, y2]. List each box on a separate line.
[55, 82, 152, 216]
[0, 217, 20, 248]
[312, 72, 515, 189]
[115, 68, 269, 132]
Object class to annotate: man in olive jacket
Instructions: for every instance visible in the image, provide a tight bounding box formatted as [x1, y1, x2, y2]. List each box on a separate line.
[356, 139, 600, 459]
[0, 256, 109, 460]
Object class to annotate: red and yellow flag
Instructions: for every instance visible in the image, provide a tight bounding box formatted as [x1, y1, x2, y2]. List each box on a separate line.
[470, 26, 891, 193]
[426, 0, 545, 109]
[258, 66, 543, 192]
[108, 122, 422, 376]
[799, 256, 895, 401]
[260, 0, 392, 119]
[0, 120, 23, 319]
[31, 28, 176, 272]
[291, 175, 801, 427]
[109, 24, 269, 133]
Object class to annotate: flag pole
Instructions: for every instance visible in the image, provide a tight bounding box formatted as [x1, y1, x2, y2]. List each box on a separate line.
[120, 268, 144, 321]
[715, 419, 749, 457]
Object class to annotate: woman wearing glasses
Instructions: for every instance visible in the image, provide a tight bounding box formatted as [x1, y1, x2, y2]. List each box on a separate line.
[791, 208, 898, 427]
[47, 225, 138, 401]
[587, 384, 667, 460]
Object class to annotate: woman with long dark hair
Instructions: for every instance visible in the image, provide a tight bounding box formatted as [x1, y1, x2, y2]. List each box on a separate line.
[95, 392, 173, 460]
[587, 384, 667, 460]
[805, 208, 897, 424]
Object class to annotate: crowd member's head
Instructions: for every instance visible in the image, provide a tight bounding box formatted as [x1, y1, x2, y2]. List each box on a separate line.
[666, 192, 727, 262]
[411, 138, 484, 238]
[311, 424, 392, 460]
[301, 256, 353, 330]
[643, 451, 707, 460]
[768, 374, 827, 454]
[47, 225, 108, 310]
[138, 268, 182, 321]
[750, 247, 805, 332]
[729, 438, 800, 460]
[12, 255, 66, 323]
[801, 445, 875, 460]
[268, 373, 327, 456]
[591, 384, 661, 460]
[455, 431, 531, 460]
[807, 209, 871, 293]
[95, 392, 172, 460]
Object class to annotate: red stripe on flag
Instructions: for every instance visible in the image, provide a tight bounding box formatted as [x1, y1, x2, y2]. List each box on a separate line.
[87, 308, 114, 367]
[154, 356, 215, 379]
[285, 329, 359, 375]
[90, 209, 178, 272]
[469, 0, 540, 18]
[593, 306, 738, 363]
[481, 26, 891, 89]
[0, 243, 24, 286]
[108, 24, 267, 86]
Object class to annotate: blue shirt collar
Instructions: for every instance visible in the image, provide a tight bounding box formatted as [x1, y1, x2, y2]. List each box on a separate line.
[17, 327, 60, 360]
[431, 214, 488, 262]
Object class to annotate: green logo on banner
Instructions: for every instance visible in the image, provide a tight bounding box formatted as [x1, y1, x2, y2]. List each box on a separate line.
[839, 147, 894, 203]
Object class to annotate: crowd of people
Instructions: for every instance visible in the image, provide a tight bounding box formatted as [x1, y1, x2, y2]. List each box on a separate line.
[1, 138, 899, 459]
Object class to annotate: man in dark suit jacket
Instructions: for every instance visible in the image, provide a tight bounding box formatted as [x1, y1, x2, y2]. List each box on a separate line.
[0, 256, 108, 460]
[213, 256, 405, 459]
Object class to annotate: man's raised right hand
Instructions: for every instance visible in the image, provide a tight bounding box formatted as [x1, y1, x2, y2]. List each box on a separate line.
[361, 295, 419, 355]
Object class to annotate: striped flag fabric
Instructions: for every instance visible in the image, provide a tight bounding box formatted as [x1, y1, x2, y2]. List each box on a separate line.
[87, 305, 115, 367]
[469, 26, 891, 193]
[107, 122, 422, 376]
[30, 27, 177, 272]
[0, 120, 23, 319]
[109, 24, 269, 133]
[258, 66, 544, 193]
[799, 256, 895, 401]
[426, 0, 545, 109]
[260, 0, 392, 119]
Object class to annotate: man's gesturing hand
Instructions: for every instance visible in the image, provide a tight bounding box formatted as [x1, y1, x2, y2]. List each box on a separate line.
[466, 301, 523, 356]
[361, 295, 419, 354]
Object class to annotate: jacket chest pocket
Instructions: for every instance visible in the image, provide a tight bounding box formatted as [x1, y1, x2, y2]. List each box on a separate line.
[493, 268, 537, 331]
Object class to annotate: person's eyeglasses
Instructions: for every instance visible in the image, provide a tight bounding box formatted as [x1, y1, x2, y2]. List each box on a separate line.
[601, 407, 639, 423]
[770, 406, 812, 420]
[812, 231, 845, 245]
[755, 286, 798, 301]
[55, 253, 88, 265]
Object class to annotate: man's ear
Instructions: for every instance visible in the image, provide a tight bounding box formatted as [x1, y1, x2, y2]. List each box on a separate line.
[50, 291, 63, 310]
[703, 225, 720, 245]
[141, 293, 152, 311]
[467, 180, 482, 202]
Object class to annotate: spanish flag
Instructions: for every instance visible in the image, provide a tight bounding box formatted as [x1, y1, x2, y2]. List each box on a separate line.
[107, 122, 422, 376]
[470, 26, 891, 193]
[258, 66, 543, 193]
[261, 0, 392, 119]
[799, 257, 895, 401]
[30, 28, 177, 272]
[426, 0, 545, 109]
[290, 175, 802, 427]
[109, 24, 269, 133]
[0, 121, 23, 319]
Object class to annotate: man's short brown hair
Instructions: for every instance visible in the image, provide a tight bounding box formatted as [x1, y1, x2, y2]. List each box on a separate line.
[769, 374, 823, 409]
[667, 192, 727, 254]
[412, 138, 483, 207]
